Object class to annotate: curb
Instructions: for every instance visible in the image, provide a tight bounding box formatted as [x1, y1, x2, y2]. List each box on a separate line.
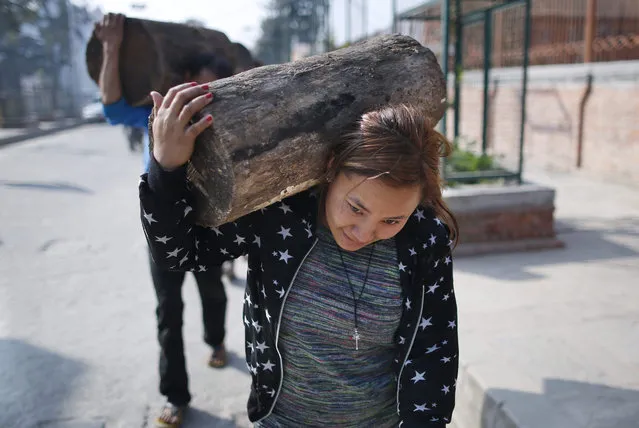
[0, 120, 90, 148]
[453, 237, 565, 258]
[452, 363, 521, 428]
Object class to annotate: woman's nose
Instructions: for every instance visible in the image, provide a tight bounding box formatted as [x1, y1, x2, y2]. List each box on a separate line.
[351, 222, 375, 244]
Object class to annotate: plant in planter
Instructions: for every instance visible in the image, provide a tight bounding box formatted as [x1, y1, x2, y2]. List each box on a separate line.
[444, 138, 504, 186]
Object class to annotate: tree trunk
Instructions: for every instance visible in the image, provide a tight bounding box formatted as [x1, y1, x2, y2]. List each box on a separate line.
[150, 34, 447, 227]
[85, 17, 236, 107]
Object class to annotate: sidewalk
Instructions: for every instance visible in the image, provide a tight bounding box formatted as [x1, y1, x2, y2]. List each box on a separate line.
[451, 170, 639, 428]
[0, 119, 89, 147]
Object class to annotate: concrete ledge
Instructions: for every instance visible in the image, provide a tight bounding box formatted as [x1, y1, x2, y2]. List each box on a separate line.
[445, 184, 556, 214]
[445, 183, 563, 255]
[452, 364, 520, 428]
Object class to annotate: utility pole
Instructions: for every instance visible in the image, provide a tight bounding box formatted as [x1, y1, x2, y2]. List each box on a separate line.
[361, 0, 368, 38]
[346, 0, 352, 43]
[324, 0, 331, 52]
[392, 0, 398, 33]
[66, 0, 78, 116]
[584, 0, 597, 63]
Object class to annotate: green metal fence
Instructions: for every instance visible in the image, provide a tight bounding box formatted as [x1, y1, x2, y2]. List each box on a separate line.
[398, 0, 532, 185]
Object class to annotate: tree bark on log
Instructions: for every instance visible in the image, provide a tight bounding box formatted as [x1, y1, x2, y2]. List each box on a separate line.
[85, 17, 236, 107]
[150, 34, 447, 227]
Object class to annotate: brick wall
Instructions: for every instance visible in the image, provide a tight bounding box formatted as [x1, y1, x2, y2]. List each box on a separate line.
[444, 184, 563, 256]
[456, 207, 556, 244]
[449, 61, 639, 184]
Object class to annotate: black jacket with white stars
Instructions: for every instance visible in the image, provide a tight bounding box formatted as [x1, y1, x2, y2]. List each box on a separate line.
[140, 156, 459, 427]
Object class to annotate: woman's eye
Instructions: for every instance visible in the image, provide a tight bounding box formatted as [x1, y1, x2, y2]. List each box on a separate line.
[349, 203, 361, 214]
[384, 219, 400, 225]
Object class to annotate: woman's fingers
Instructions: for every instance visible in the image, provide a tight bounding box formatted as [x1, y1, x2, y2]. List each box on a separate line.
[161, 82, 199, 109]
[185, 114, 214, 140]
[168, 84, 209, 118]
[177, 92, 213, 125]
[114, 14, 124, 30]
[150, 91, 164, 116]
[151, 85, 213, 170]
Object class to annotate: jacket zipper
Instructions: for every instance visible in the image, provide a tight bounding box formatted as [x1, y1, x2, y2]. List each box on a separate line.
[396, 284, 426, 415]
[256, 237, 319, 423]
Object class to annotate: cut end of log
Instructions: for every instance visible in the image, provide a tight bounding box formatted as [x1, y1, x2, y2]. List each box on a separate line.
[86, 16, 237, 106]
[188, 125, 235, 226]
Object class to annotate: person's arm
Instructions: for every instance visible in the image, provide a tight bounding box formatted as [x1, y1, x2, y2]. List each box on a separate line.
[140, 155, 261, 270]
[99, 39, 123, 104]
[399, 236, 459, 427]
[94, 13, 151, 128]
[95, 13, 124, 105]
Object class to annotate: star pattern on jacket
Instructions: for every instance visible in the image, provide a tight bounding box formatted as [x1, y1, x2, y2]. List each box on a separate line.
[278, 250, 293, 264]
[277, 226, 292, 240]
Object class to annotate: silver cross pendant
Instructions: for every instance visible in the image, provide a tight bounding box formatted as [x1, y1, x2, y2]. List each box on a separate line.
[353, 328, 361, 351]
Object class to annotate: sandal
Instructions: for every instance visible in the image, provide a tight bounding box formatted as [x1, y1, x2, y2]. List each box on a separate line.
[208, 344, 228, 368]
[155, 402, 185, 428]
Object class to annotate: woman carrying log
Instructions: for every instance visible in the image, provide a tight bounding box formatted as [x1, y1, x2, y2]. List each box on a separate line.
[141, 83, 459, 427]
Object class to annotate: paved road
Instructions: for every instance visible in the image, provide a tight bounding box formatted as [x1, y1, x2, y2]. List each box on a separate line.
[0, 124, 252, 428]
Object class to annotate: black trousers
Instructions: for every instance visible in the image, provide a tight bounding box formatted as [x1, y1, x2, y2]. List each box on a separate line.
[149, 252, 226, 406]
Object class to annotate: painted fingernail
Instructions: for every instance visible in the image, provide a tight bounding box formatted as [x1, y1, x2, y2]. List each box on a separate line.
[206, 115, 213, 122]
[190, 82, 198, 86]
[206, 93, 213, 99]
[201, 84, 209, 90]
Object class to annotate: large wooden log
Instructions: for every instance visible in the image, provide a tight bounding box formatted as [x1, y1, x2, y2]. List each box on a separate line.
[150, 34, 447, 227]
[85, 17, 236, 107]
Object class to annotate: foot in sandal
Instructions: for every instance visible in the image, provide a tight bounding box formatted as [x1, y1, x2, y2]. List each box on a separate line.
[155, 402, 186, 428]
[208, 344, 228, 368]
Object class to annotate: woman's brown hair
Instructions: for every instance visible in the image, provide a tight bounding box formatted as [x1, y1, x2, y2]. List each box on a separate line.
[325, 104, 459, 246]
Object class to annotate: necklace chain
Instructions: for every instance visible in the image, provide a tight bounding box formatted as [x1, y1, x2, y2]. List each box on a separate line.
[338, 243, 376, 350]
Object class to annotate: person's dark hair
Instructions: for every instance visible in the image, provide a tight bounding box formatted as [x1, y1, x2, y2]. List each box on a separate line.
[325, 104, 459, 246]
[232, 42, 256, 73]
[181, 52, 234, 79]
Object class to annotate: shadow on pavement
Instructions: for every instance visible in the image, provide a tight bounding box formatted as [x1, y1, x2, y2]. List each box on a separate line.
[183, 408, 238, 427]
[1, 180, 93, 195]
[480, 378, 639, 428]
[456, 217, 639, 281]
[555, 216, 639, 236]
[0, 338, 88, 428]
[28, 145, 105, 157]
[223, 349, 250, 374]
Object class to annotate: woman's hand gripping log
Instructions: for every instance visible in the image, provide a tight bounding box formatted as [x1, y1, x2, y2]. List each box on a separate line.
[150, 83, 214, 171]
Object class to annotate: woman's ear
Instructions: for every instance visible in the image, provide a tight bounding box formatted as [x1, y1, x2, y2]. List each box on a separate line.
[327, 153, 336, 172]
[325, 154, 335, 183]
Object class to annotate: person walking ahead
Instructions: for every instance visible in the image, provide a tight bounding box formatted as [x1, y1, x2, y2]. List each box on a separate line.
[94, 13, 233, 427]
